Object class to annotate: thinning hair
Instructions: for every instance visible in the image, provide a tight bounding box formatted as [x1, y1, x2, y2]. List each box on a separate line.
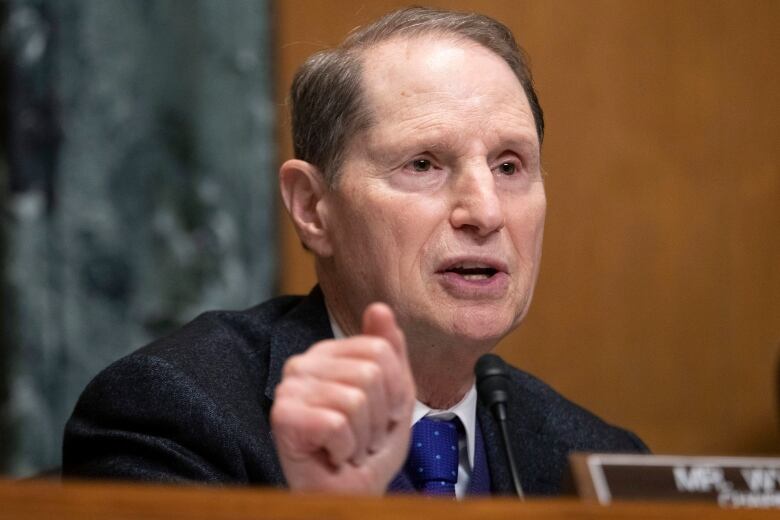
[289, 6, 544, 185]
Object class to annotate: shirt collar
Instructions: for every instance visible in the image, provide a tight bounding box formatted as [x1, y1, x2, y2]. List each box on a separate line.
[328, 310, 347, 340]
[327, 308, 477, 470]
[411, 385, 477, 469]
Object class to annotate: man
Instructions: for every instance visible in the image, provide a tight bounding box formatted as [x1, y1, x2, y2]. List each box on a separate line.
[63, 7, 646, 496]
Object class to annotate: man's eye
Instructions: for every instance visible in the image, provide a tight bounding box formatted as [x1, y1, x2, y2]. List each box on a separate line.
[497, 162, 516, 175]
[412, 159, 432, 172]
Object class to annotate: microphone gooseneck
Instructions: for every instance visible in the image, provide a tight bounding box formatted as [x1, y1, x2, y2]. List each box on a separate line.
[475, 353, 525, 499]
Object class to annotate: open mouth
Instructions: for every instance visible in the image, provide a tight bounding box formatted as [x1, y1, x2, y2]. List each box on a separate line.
[436, 258, 509, 295]
[446, 265, 499, 280]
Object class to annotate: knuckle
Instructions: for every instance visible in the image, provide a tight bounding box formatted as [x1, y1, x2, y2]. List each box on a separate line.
[274, 381, 291, 400]
[364, 338, 389, 357]
[344, 387, 367, 412]
[270, 400, 295, 428]
[327, 412, 349, 435]
[273, 378, 301, 401]
[282, 354, 305, 377]
[358, 362, 381, 386]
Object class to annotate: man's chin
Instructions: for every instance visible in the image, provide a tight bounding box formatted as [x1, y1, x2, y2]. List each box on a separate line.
[443, 310, 517, 346]
[450, 323, 511, 345]
[397, 300, 521, 348]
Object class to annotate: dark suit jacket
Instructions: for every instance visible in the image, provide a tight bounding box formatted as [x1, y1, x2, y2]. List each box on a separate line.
[63, 287, 647, 494]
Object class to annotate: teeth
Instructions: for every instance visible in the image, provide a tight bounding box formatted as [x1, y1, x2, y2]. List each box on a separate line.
[454, 262, 490, 269]
[462, 273, 489, 280]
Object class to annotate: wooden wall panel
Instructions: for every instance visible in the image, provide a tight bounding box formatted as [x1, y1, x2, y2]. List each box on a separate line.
[274, 0, 780, 455]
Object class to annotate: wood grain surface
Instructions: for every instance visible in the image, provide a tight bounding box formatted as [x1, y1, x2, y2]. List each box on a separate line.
[3, 479, 779, 520]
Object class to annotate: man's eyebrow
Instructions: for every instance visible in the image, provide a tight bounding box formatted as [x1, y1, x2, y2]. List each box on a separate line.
[368, 129, 449, 153]
[490, 129, 539, 151]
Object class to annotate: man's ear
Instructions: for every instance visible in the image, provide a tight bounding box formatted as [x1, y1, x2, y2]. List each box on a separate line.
[279, 159, 333, 257]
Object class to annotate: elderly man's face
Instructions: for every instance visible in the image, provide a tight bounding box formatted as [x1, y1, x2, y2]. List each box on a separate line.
[321, 36, 546, 348]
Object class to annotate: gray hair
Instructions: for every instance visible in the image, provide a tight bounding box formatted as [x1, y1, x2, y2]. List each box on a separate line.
[289, 6, 544, 185]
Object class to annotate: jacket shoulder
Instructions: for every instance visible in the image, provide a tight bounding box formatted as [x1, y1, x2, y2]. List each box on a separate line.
[506, 365, 648, 453]
[138, 293, 303, 368]
[62, 293, 312, 485]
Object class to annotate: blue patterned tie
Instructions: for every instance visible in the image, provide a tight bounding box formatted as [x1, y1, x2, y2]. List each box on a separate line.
[405, 417, 460, 496]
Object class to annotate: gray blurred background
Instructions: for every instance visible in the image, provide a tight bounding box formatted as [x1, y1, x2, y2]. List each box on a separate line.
[0, 0, 276, 476]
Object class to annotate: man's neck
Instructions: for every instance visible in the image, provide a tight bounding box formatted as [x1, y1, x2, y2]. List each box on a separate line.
[407, 343, 480, 409]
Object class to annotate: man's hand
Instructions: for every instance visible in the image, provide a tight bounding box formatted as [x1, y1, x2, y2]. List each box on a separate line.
[270, 303, 416, 494]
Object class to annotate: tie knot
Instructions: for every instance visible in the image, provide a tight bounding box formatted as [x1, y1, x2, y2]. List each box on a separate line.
[406, 417, 460, 496]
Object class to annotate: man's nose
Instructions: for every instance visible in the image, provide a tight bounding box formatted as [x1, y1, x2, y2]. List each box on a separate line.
[449, 165, 505, 236]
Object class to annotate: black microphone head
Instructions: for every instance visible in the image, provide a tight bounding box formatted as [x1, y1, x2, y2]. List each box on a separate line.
[475, 353, 511, 409]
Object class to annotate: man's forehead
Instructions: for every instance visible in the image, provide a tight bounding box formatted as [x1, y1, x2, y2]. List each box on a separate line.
[360, 36, 525, 103]
[354, 35, 534, 138]
[361, 35, 514, 84]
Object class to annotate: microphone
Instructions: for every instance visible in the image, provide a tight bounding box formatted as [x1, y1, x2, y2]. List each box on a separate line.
[475, 353, 525, 499]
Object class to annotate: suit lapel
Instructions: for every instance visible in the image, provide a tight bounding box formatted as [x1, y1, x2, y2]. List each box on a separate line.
[253, 287, 332, 486]
[264, 286, 333, 402]
[466, 417, 491, 495]
[478, 400, 569, 496]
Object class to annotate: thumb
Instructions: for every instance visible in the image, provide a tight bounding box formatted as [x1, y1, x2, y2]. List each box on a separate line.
[362, 302, 407, 362]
